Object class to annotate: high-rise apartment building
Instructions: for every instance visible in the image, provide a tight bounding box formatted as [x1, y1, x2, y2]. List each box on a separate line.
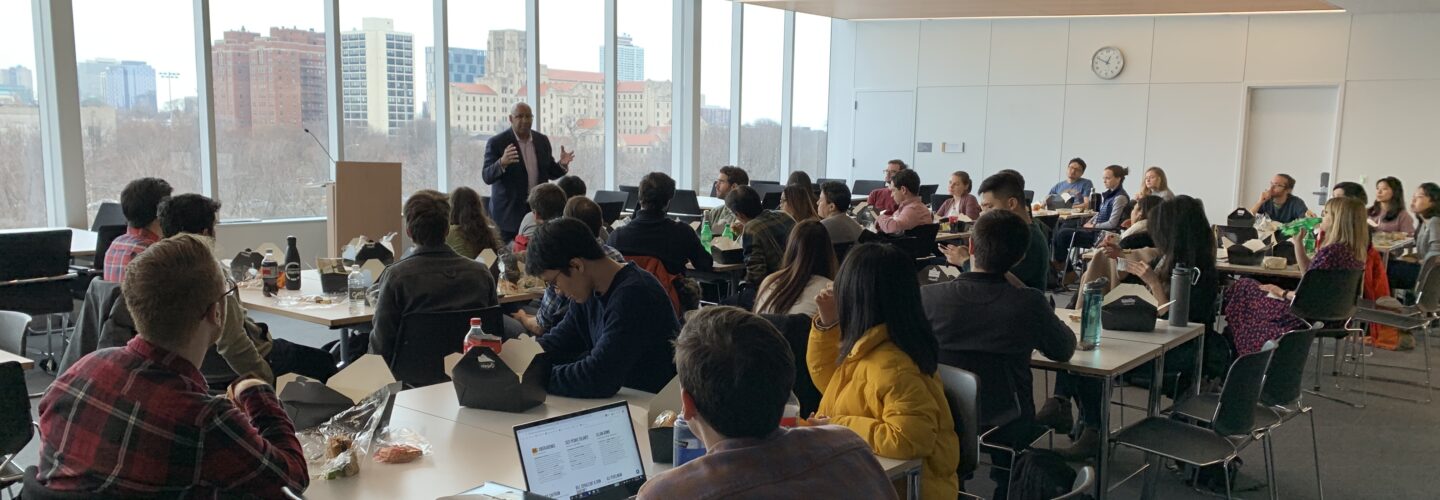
[76, 58, 119, 105]
[424, 46, 485, 117]
[599, 33, 645, 82]
[341, 17, 414, 134]
[212, 27, 327, 128]
[105, 60, 157, 112]
[0, 65, 34, 105]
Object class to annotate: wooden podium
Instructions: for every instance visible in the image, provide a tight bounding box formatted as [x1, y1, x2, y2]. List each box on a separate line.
[327, 161, 402, 256]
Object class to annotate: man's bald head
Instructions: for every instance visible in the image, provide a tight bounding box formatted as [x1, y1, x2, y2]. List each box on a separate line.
[510, 102, 534, 137]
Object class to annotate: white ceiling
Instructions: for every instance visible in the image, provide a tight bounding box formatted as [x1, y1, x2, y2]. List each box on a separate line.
[738, 0, 1440, 20]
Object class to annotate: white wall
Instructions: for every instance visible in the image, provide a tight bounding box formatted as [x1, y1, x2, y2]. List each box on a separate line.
[830, 12, 1440, 223]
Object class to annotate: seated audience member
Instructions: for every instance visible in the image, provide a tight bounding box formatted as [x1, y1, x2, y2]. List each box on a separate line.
[875, 169, 933, 235]
[1251, 173, 1309, 223]
[921, 209, 1076, 496]
[754, 220, 837, 317]
[787, 170, 815, 192]
[103, 177, 174, 282]
[936, 171, 981, 220]
[1118, 195, 1164, 250]
[1390, 183, 1440, 291]
[705, 165, 749, 230]
[608, 171, 714, 274]
[726, 185, 797, 290]
[975, 172, 1050, 291]
[158, 194, 336, 385]
[1332, 183, 1406, 349]
[513, 197, 626, 336]
[1332, 181, 1365, 202]
[781, 183, 821, 223]
[512, 183, 567, 252]
[528, 218, 679, 397]
[1137, 166, 1174, 200]
[370, 191, 498, 360]
[557, 174, 587, 199]
[637, 307, 896, 500]
[1043, 195, 1219, 459]
[867, 160, 908, 214]
[818, 181, 864, 245]
[447, 186, 504, 260]
[1051, 165, 1130, 264]
[38, 234, 307, 497]
[810, 243, 959, 500]
[1370, 177, 1416, 235]
[1047, 158, 1094, 207]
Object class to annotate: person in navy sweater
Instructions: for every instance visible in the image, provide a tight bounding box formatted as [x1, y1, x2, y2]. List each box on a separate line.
[526, 217, 679, 397]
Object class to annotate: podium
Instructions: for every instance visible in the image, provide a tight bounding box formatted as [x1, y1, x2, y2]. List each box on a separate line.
[327, 161, 402, 256]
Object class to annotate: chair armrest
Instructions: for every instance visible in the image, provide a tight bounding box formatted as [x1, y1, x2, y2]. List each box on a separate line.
[0, 273, 78, 287]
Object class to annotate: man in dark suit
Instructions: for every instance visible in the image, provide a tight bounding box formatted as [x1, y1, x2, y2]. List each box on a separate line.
[483, 102, 574, 241]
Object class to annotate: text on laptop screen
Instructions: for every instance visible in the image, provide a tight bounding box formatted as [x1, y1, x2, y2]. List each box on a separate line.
[514, 403, 644, 499]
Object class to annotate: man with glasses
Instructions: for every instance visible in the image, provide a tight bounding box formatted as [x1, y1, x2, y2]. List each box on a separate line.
[156, 193, 337, 385]
[866, 159, 908, 214]
[484, 102, 575, 241]
[705, 165, 749, 230]
[37, 234, 309, 498]
[1251, 173, 1309, 223]
[529, 217, 679, 398]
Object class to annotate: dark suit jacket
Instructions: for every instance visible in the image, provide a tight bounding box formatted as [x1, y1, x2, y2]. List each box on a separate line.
[482, 128, 568, 237]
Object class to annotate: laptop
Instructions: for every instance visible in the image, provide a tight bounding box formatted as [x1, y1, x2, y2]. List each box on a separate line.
[513, 402, 646, 500]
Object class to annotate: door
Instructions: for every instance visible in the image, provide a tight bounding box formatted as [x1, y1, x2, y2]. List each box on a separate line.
[1240, 87, 1340, 211]
[851, 91, 915, 183]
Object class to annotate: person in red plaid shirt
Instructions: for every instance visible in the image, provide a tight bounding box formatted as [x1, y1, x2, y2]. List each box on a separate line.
[102, 177, 173, 282]
[37, 233, 309, 498]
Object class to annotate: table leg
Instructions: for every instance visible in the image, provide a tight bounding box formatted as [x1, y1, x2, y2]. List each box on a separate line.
[1143, 353, 1166, 499]
[1097, 376, 1113, 499]
[907, 465, 921, 500]
[1193, 332, 1206, 395]
[337, 327, 352, 367]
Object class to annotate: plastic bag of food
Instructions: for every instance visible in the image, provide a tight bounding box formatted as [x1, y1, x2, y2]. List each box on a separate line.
[372, 427, 432, 464]
[297, 381, 402, 478]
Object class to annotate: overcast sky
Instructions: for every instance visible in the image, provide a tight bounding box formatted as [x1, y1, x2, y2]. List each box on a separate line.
[1, 0, 828, 129]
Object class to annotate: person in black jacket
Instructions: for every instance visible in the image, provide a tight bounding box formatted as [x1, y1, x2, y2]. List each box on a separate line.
[483, 102, 574, 241]
[921, 209, 1076, 499]
[608, 172, 714, 275]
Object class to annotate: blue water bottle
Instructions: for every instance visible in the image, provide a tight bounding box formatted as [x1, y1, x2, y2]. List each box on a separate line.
[673, 416, 706, 466]
[1079, 278, 1107, 350]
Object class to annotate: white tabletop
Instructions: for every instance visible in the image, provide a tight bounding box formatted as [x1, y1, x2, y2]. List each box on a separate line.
[1031, 336, 1162, 378]
[1053, 309, 1205, 351]
[697, 195, 724, 211]
[238, 270, 541, 328]
[0, 227, 99, 257]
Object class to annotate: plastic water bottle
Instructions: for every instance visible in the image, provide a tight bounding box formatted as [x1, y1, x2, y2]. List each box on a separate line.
[1169, 264, 1194, 327]
[699, 218, 714, 254]
[1079, 278, 1107, 350]
[347, 268, 366, 315]
[463, 318, 503, 354]
[673, 416, 706, 466]
[780, 392, 801, 428]
[260, 250, 279, 297]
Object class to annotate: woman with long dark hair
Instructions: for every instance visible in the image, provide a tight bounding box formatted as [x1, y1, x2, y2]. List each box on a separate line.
[809, 243, 957, 499]
[447, 186, 503, 259]
[1370, 177, 1415, 235]
[754, 220, 837, 316]
[786, 170, 814, 192]
[780, 183, 821, 223]
[1390, 182, 1440, 291]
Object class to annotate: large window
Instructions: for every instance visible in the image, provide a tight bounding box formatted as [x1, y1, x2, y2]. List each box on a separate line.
[698, 0, 731, 183]
[738, 4, 781, 182]
[0, 0, 46, 228]
[210, 1, 330, 220]
[538, 0, 605, 191]
[446, 1, 526, 194]
[616, 0, 673, 189]
[340, 5, 435, 200]
[789, 13, 829, 177]
[74, 0, 201, 223]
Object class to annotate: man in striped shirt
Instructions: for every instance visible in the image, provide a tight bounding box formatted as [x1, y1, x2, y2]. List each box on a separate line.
[37, 234, 308, 498]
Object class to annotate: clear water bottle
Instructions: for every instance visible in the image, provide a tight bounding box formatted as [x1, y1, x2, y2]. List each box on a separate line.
[1079, 278, 1107, 350]
[462, 318, 503, 354]
[347, 267, 366, 315]
[673, 416, 706, 466]
[780, 392, 801, 428]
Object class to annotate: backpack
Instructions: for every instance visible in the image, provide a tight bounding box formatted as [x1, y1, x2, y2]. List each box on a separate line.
[1009, 449, 1083, 500]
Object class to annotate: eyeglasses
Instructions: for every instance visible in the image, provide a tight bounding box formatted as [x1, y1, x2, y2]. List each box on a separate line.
[204, 280, 239, 319]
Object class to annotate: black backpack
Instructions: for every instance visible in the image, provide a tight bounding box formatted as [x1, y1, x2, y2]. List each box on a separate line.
[1009, 449, 1085, 500]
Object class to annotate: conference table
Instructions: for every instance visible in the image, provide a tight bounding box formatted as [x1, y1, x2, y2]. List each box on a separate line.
[0, 349, 35, 370]
[0, 227, 99, 258]
[303, 382, 924, 500]
[239, 269, 543, 361]
[1040, 310, 1206, 499]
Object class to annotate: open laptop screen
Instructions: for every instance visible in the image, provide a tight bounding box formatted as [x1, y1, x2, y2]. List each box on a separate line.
[513, 402, 645, 500]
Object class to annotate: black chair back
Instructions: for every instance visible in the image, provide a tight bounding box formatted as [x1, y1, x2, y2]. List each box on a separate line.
[0, 230, 74, 316]
[1289, 268, 1364, 323]
[619, 185, 640, 212]
[853, 180, 886, 196]
[0, 362, 32, 456]
[833, 242, 854, 263]
[596, 201, 624, 226]
[892, 223, 941, 260]
[752, 180, 780, 186]
[93, 225, 127, 271]
[1023, 190, 1035, 205]
[390, 307, 499, 388]
[817, 178, 845, 187]
[1415, 255, 1440, 314]
[1212, 345, 1275, 437]
[759, 313, 823, 417]
[751, 183, 786, 209]
[90, 202, 124, 232]
[670, 189, 702, 216]
[929, 194, 952, 213]
[938, 364, 980, 479]
[918, 184, 939, 204]
[1216, 225, 1260, 248]
[1261, 328, 1319, 408]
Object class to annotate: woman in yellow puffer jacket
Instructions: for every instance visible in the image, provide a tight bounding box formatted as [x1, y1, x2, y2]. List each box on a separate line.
[808, 243, 960, 500]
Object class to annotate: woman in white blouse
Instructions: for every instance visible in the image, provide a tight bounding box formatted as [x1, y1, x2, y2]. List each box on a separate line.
[754, 220, 837, 317]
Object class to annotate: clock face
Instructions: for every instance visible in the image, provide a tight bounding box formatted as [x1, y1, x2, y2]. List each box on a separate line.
[1091, 46, 1124, 80]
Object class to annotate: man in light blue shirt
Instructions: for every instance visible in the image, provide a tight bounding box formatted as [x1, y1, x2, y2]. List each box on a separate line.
[1047, 158, 1095, 208]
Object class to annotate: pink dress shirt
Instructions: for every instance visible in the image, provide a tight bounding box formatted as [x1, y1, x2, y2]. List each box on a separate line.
[876, 197, 933, 234]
